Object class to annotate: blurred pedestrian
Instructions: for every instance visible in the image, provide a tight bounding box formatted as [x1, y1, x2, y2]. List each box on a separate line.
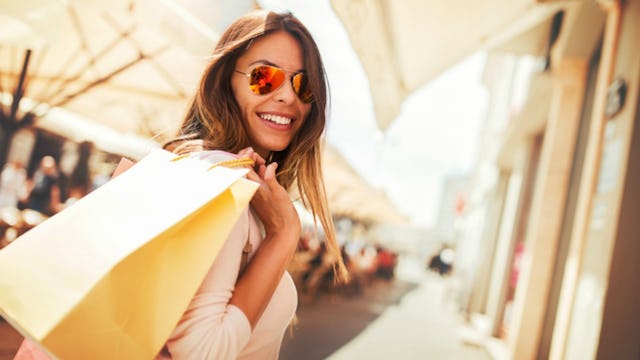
[63, 141, 94, 208]
[0, 160, 27, 208]
[23, 155, 63, 216]
[375, 245, 397, 280]
[428, 246, 455, 276]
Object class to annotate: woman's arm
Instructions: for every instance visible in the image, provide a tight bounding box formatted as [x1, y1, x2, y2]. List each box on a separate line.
[165, 209, 253, 359]
[229, 149, 301, 328]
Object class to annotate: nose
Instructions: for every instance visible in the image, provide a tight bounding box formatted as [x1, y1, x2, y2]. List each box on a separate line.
[273, 77, 298, 104]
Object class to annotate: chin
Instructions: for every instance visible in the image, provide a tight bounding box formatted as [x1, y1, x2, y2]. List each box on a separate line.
[266, 141, 293, 153]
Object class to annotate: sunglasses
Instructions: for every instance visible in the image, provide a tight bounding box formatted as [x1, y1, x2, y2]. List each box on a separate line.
[234, 65, 314, 103]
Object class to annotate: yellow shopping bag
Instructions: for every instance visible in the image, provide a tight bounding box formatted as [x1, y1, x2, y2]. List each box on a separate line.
[0, 149, 258, 360]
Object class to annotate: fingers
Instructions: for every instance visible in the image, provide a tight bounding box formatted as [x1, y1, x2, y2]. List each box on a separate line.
[263, 162, 278, 183]
[253, 153, 267, 167]
[237, 147, 252, 157]
[246, 162, 280, 196]
[238, 147, 279, 190]
[237, 147, 266, 169]
[256, 162, 278, 180]
[245, 162, 276, 182]
[257, 164, 267, 178]
[245, 167, 261, 183]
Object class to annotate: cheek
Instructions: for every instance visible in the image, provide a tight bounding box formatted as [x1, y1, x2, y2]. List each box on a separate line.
[230, 80, 243, 107]
[302, 103, 312, 115]
[298, 105, 312, 127]
[232, 88, 252, 122]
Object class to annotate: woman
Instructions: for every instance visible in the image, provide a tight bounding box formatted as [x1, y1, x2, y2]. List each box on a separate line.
[12, 9, 346, 360]
[158, 9, 348, 359]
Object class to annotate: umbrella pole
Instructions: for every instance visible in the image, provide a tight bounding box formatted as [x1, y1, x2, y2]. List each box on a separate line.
[0, 49, 32, 171]
[9, 49, 31, 123]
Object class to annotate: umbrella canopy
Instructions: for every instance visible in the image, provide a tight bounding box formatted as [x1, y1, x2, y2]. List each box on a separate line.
[322, 143, 409, 225]
[0, 0, 218, 142]
[330, 0, 570, 130]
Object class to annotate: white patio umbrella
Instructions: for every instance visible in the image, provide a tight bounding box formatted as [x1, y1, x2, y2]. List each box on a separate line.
[322, 143, 409, 225]
[0, 0, 220, 163]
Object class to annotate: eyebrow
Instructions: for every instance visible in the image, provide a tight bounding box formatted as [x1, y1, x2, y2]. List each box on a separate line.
[247, 59, 305, 73]
[248, 59, 275, 67]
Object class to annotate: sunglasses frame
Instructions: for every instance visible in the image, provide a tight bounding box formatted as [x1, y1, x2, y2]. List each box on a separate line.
[234, 64, 314, 104]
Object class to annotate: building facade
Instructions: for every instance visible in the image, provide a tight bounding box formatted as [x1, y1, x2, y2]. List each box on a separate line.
[456, 0, 640, 359]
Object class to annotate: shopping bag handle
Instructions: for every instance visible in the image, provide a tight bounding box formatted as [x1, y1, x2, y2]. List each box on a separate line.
[207, 157, 255, 170]
[170, 154, 255, 170]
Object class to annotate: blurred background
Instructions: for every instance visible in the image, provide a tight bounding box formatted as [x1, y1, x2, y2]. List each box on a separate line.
[1, 0, 639, 359]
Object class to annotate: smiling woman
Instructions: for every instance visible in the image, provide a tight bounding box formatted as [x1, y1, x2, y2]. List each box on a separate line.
[157, 9, 349, 360]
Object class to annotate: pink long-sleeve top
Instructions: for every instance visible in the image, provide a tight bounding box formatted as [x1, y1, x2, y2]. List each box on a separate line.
[157, 151, 298, 360]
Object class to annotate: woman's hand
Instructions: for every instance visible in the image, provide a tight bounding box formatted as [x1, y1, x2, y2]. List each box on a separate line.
[238, 148, 300, 241]
[237, 147, 266, 170]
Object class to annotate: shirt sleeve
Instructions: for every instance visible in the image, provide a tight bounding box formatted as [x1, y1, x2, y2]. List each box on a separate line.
[164, 208, 252, 360]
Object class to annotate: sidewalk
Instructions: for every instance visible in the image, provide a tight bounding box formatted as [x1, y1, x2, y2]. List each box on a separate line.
[328, 256, 491, 360]
[280, 254, 493, 360]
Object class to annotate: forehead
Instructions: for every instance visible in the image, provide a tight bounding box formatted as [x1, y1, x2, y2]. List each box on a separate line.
[236, 31, 305, 71]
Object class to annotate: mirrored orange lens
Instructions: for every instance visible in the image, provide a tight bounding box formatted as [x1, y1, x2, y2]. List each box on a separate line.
[249, 66, 285, 95]
[293, 73, 314, 103]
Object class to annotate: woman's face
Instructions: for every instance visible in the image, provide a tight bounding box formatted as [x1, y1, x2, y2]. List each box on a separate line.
[232, 31, 312, 159]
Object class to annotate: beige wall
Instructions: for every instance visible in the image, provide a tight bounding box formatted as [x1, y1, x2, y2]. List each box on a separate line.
[509, 57, 588, 360]
[560, 0, 640, 358]
[449, 1, 640, 358]
[486, 1, 611, 359]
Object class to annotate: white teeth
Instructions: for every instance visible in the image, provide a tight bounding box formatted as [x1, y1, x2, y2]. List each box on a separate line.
[260, 114, 292, 125]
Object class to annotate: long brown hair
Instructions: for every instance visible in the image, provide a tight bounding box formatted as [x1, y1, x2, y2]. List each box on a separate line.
[165, 10, 348, 282]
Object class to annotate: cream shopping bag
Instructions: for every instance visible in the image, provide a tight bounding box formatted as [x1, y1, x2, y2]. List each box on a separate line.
[0, 149, 258, 360]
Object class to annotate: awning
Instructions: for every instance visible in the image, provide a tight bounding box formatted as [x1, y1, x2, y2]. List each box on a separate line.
[330, 0, 570, 130]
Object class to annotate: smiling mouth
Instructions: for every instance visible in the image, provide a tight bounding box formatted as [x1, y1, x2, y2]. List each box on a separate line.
[259, 113, 293, 125]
